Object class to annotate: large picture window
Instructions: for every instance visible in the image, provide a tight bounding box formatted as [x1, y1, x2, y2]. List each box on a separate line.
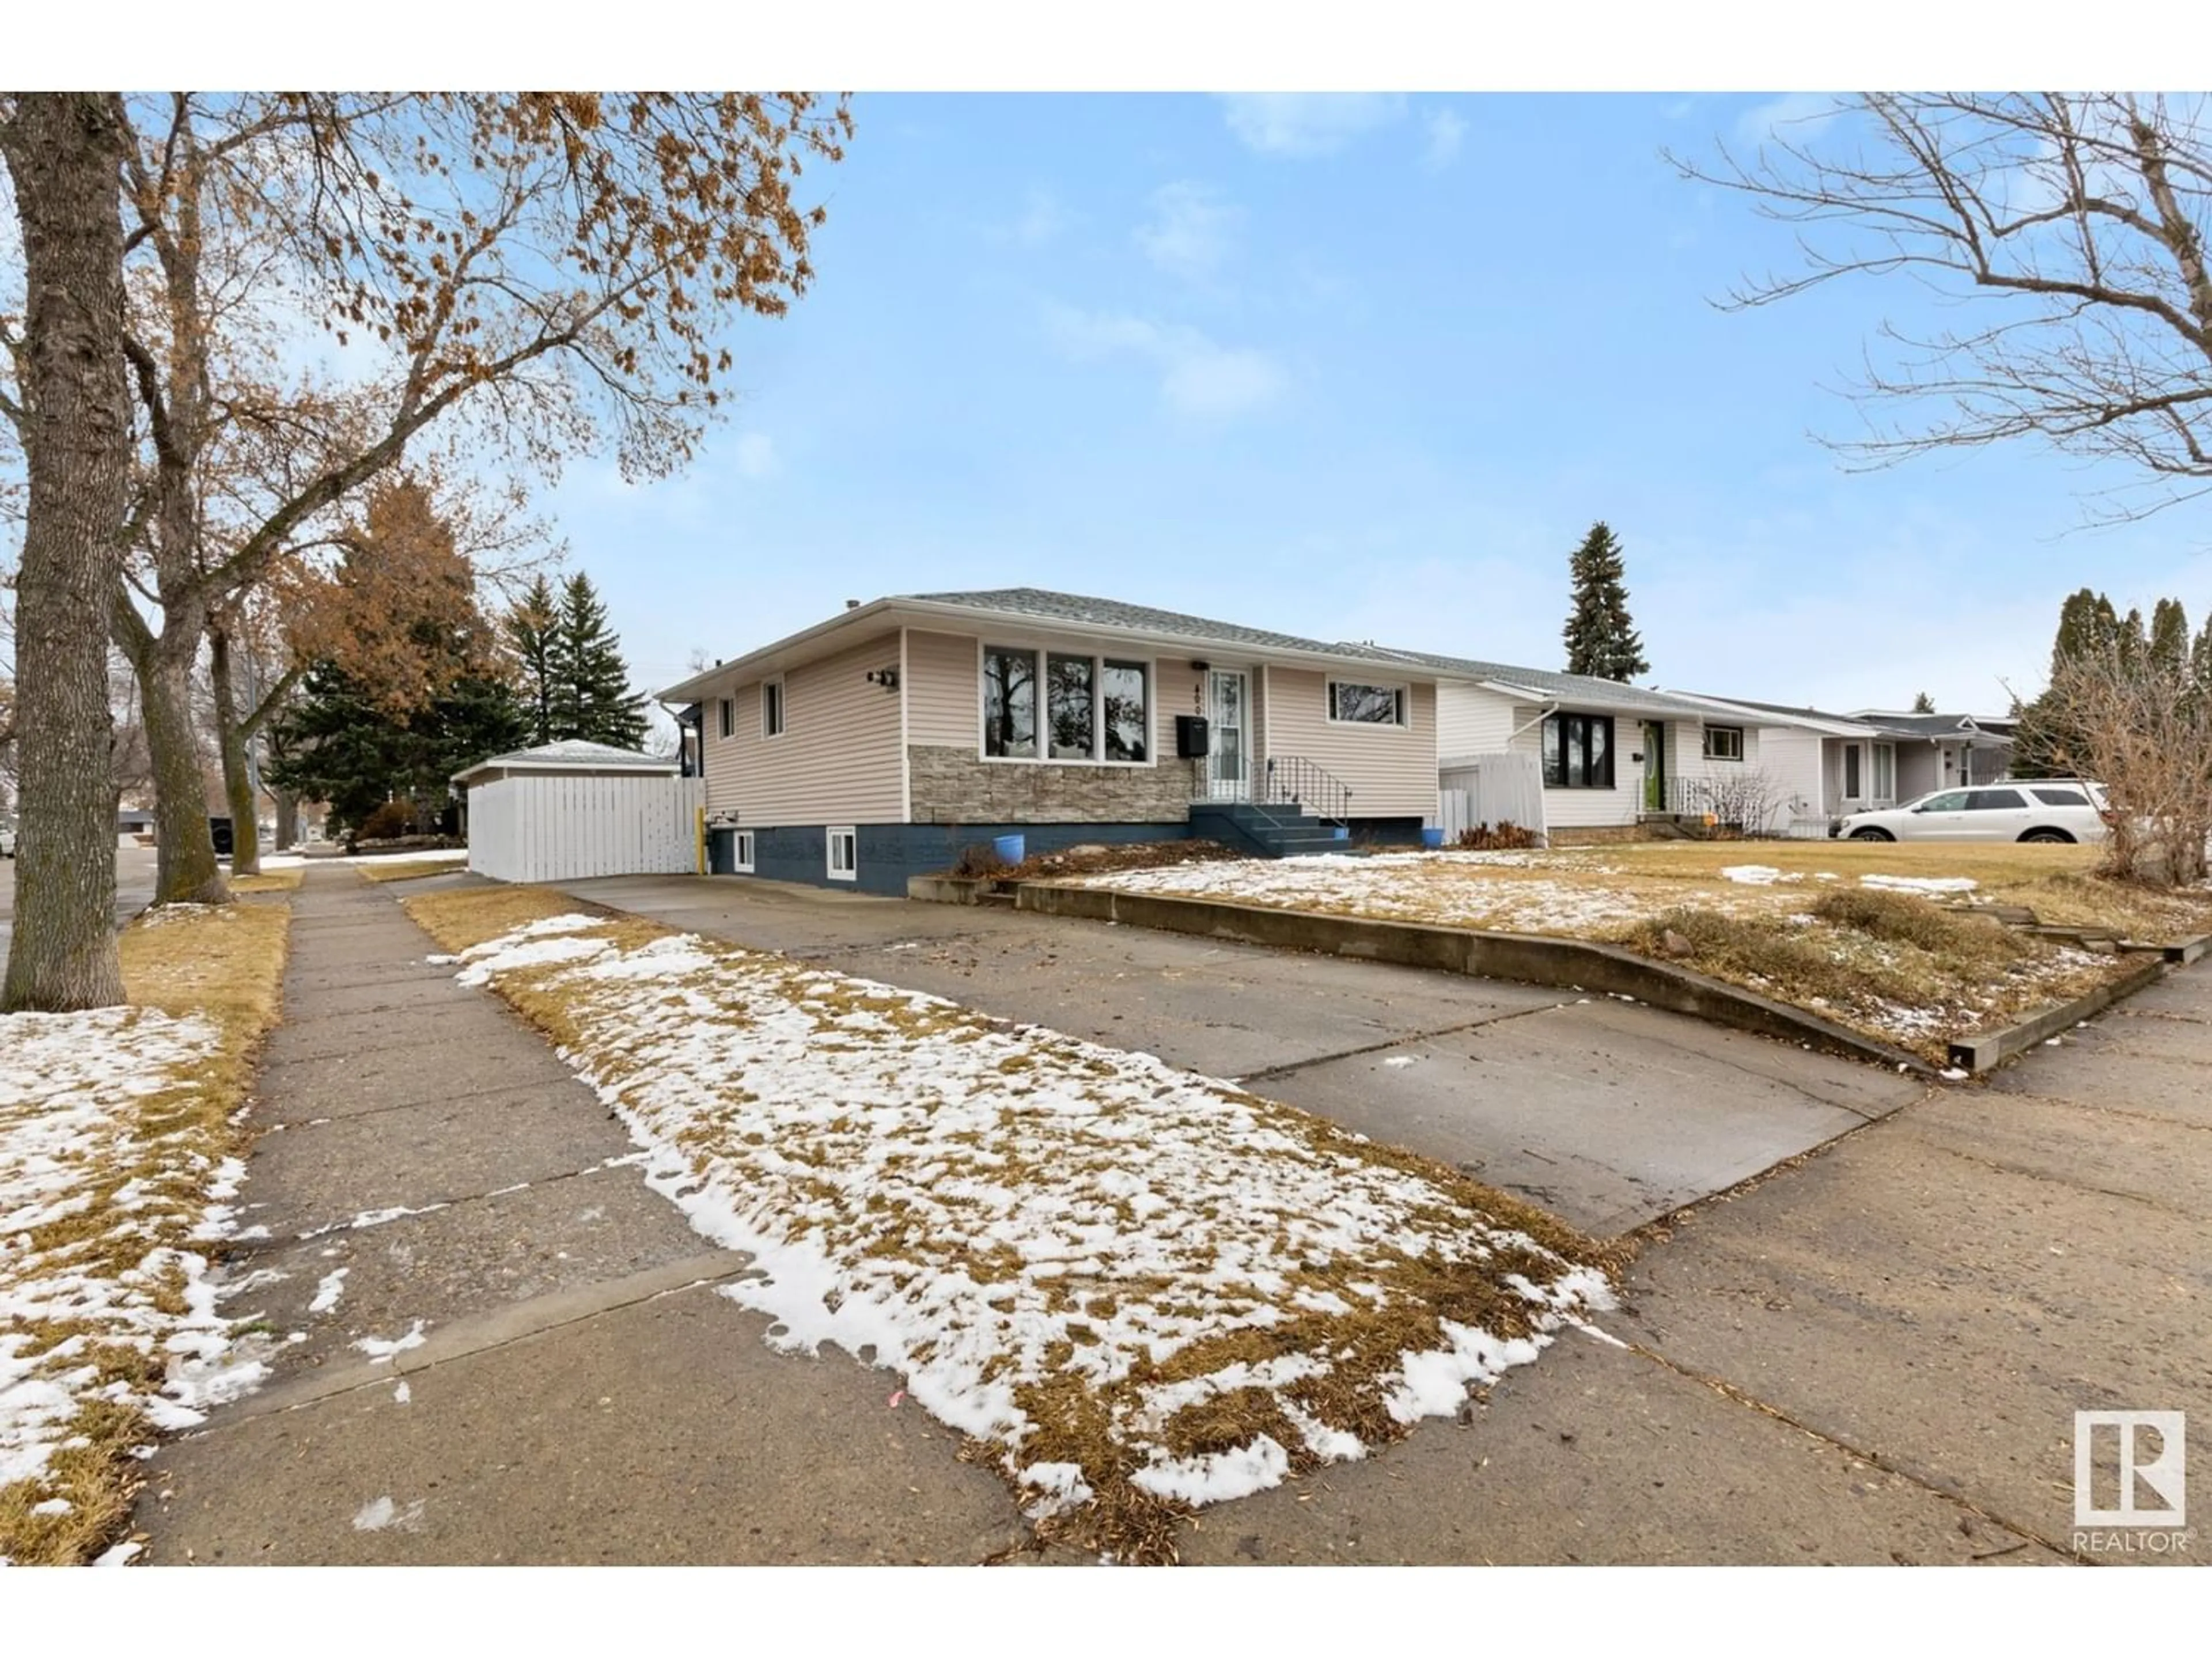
[1103, 661, 1149, 762]
[984, 646, 1149, 764]
[1542, 712, 1615, 789]
[1048, 654, 1096, 760]
[983, 646, 1038, 757]
[1328, 680, 1408, 726]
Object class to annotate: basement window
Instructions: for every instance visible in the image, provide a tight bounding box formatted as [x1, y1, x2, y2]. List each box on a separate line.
[827, 827, 857, 882]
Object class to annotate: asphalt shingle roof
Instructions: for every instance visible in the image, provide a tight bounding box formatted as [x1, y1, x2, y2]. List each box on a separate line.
[1357, 646, 1740, 719]
[900, 588, 1416, 665]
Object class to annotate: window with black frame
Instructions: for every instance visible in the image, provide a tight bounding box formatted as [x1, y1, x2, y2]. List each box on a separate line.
[1541, 712, 1615, 788]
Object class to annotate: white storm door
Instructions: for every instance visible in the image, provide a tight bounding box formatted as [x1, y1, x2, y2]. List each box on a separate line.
[1207, 670, 1249, 801]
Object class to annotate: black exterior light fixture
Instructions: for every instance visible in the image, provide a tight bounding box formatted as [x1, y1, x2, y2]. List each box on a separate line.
[864, 666, 900, 692]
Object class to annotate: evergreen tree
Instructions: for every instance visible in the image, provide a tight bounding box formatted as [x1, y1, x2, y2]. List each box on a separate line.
[2149, 597, 2191, 677]
[1560, 521, 1650, 681]
[1910, 691, 1936, 713]
[549, 573, 647, 748]
[504, 575, 561, 745]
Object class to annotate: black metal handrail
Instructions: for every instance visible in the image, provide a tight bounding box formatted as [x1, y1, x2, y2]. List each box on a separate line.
[1260, 755, 1353, 824]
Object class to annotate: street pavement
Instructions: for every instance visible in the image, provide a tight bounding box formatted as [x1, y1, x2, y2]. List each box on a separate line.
[0, 842, 158, 960]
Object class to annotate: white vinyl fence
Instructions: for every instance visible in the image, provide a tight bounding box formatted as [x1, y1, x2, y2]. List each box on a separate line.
[1438, 752, 1548, 844]
[465, 774, 706, 884]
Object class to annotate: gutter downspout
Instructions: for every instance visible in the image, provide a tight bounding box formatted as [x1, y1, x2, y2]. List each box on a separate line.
[1506, 700, 1562, 744]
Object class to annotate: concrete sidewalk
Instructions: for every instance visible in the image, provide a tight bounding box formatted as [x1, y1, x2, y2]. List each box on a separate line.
[136, 866, 1020, 1564]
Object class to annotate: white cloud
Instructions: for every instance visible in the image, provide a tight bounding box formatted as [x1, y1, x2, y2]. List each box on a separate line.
[1218, 94, 1407, 158]
[1734, 93, 1844, 147]
[1046, 305, 1288, 420]
[733, 433, 779, 479]
[1421, 108, 1467, 172]
[1134, 181, 1239, 281]
[1012, 188, 1071, 248]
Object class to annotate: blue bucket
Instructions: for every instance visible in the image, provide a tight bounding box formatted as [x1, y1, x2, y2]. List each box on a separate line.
[1421, 827, 1445, 849]
[992, 834, 1027, 865]
[1334, 826, 1350, 841]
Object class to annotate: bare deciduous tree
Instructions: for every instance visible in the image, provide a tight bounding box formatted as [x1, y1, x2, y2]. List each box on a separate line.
[2040, 639, 2212, 885]
[1675, 94, 2212, 521]
[0, 94, 133, 1011]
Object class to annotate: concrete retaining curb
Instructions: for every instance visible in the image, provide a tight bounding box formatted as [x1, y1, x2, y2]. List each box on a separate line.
[1011, 881, 1938, 1076]
[1944, 956, 2169, 1074]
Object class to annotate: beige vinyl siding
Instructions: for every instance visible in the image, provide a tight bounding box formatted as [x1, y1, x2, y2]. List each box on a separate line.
[702, 630, 904, 824]
[1264, 668, 1437, 819]
[1753, 728, 1828, 825]
[906, 629, 978, 748]
[1510, 704, 1643, 828]
[1435, 685, 1517, 763]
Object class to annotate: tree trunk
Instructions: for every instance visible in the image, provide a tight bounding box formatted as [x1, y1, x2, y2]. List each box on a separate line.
[0, 95, 132, 1013]
[273, 787, 299, 851]
[207, 622, 261, 876]
[122, 622, 228, 906]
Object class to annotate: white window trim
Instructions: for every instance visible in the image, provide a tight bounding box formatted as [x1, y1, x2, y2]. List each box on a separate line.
[732, 830, 755, 874]
[827, 825, 857, 882]
[1324, 677, 1412, 729]
[1702, 724, 1745, 762]
[718, 698, 733, 740]
[974, 638, 1158, 768]
[762, 675, 787, 740]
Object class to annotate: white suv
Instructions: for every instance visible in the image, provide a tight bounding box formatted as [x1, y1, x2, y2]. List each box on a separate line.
[1836, 782, 2108, 844]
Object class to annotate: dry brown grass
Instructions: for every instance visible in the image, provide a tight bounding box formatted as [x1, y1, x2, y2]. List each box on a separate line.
[354, 854, 469, 884]
[0, 897, 291, 1566]
[228, 867, 304, 894]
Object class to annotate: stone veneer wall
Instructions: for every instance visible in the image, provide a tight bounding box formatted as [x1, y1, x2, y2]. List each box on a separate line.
[908, 745, 1200, 824]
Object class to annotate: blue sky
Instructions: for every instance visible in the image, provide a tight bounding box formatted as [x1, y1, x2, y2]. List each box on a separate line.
[544, 92, 2211, 721]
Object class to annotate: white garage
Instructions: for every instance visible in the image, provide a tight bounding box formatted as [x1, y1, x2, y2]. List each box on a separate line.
[453, 740, 706, 883]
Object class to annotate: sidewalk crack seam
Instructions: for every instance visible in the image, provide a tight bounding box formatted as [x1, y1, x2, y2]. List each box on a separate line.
[1604, 1331, 2090, 1565]
[1235, 1002, 1569, 1084]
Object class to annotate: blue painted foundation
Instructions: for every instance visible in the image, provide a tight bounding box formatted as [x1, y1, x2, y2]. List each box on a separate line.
[722, 821, 1191, 897]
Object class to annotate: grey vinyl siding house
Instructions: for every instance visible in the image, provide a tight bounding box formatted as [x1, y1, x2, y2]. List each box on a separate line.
[660, 589, 1450, 894]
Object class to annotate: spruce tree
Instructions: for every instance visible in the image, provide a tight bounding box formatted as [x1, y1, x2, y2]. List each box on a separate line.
[1560, 521, 1650, 681]
[504, 575, 561, 745]
[1910, 691, 1936, 713]
[550, 573, 647, 749]
[2149, 597, 2191, 677]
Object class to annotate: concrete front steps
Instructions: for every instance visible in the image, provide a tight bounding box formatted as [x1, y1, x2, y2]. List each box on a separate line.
[1188, 801, 1349, 859]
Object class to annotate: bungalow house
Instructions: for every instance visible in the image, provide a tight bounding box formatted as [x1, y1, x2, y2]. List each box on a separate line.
[657, 588, 1453, 894]
[1359, 648, 1837, 837]
[1669, 696, 2019, 824]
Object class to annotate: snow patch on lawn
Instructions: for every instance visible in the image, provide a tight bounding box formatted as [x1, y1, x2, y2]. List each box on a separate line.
[1861, 874, 1978, 895]
[1, 1003, 255, 1496]
[1719, 865, 1802, 886]
[308, 1269, 349, 1313]
[436, 910, 1612, 1528]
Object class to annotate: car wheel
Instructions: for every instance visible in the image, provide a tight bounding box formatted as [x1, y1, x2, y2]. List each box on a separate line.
[1849, 827, 1895, 842]
[2019, 828, 2074, 844]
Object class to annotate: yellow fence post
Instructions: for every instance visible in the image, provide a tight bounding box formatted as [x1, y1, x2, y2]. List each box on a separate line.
[695, 806, 707, 875]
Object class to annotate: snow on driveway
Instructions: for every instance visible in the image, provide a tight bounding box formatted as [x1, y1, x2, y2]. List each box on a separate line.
[433, 908, 1612, 1545]
[1, 1005, 264, 1533]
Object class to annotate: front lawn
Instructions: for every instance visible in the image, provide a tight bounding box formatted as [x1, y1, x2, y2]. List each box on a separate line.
[1073, 840, 2212, 1061]
[405, 885, 1615, 1562]
[0, 899, 292, 1565]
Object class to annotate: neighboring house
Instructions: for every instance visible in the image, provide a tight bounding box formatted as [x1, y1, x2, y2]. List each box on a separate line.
[1363, 649, 1831, 836]
[1849, 710, 2018, 794]
[1672, 698, 2018, 822]
[658, 588, 1454, 894]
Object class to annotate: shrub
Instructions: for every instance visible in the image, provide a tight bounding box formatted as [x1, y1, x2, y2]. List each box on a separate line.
[1456, 820, 1538, 851]
[1810, 888, 2027, 969]
[950, 842, 1008, 880]
[357, 798, 419, 842]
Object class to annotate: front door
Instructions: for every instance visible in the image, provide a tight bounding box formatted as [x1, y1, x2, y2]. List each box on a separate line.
[1207, 669, 1249, 801]
[1642, 721, 1666, 812]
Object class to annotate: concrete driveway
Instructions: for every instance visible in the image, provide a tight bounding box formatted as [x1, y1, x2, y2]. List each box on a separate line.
[550, 873, 1926, 1236]
[0, 841, 159, 961]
